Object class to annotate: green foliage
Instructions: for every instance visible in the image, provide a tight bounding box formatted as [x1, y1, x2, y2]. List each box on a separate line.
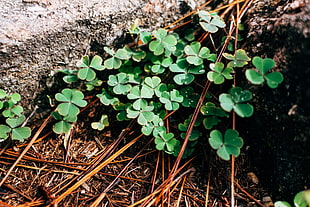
[91, 114, 109, 131]
[169, 58, 205, 85]
[223, 49, 251, 67]
[149, 29, 177, 55]
[246, 56, 284, 88]
[275, 190, 310, 207]
[49, 16, 284, 161]
[197, 11, 226, 33]
[52, 89, 87, 134]
[77, 55, 105, 81]
[208, 129, 243, 160]
[154, 131, 179, 153]
[219, 87, 254, 118]
[0, 90, 31, 141]
[207, 62, 234, 84]
[184, 42, 216, 65]
[200, 102, 228, 129]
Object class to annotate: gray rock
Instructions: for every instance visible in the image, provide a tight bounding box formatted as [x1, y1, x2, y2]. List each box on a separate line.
[0, 0, 186, 107]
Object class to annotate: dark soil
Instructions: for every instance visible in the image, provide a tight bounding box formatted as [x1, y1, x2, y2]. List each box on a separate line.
[243, 0, 310, 201]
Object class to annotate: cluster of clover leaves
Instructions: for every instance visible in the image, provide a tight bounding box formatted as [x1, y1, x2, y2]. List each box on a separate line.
[0, 90, 32, 142]
[51, 11, 284, 160]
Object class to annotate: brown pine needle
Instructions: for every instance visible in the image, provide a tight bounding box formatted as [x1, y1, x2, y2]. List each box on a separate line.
[0, 115, 52, 187]
[52, 134, 143, 205]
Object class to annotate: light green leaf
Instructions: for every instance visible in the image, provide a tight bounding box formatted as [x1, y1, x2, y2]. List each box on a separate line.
[6, 115, 25, 128]
[53, 121, 72, 134]
[0, 125, 11, 139]
[11, 127, 31, 141]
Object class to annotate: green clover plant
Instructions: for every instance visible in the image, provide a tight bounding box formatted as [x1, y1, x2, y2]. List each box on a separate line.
[209, 129, 243, 160]
[223, 49, 251, 67]
[50, 12, 284, 161]
[149, 28, 177, 55]
[53, 88, 87, 134]
[207, 62, 234, 84]
[0, 90, 31, 141]
[246, 56, 284, 88]
[197, 11, 226, 33]
[219, 87, 254, 118]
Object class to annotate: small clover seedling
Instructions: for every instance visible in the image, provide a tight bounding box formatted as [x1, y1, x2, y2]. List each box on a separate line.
[149, 28, 177, 56]
[178, 116, 202, 141]
[154, 131, 179, 153]
[141, 115, 164, 136]
[159, 89, 184, 111]
[169, 58, 205, 85]
[104, 47, 131, 69]
[223, 49, 251, 68]
[184, 42, 216, 66]
[200, 102, 228, 129]
[91, 114, 109, 131]
[126, 99, 155, 125]
[246, 56, 284, 88]
[197, 11, 226, 33]
[0, 90, 32, 141]
[77, 55, 105, 81]
[0, 115, 31, 141]
[207, 62, 234, 84]
[97, 89, 120, 106]
[53, 89, 87, 134]
[208, 129, 243, 160]
[1, 93, 24, 118]
[107, 73, 132, 95]
[219, 87, 254, 118]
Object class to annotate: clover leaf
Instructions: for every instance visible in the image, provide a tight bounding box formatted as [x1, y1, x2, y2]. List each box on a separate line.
[169, 58, 205, 85]
[103, 47, 131, 69]
[274, 201, 292, 207]
[140, 76, 161, 98]
[207, 62, 234, 84]
[208, 129, 243, 160]
[2, 105, 23, 118]
[149, 29, 177, 56]
[141, 115, 164, 136]
[0, 89, 6, 99]
[149, 56, 173, 74]
[154, 131, 178, 153]
[246, 56, 284, 88]
[0, 115, 31, 141]
[77, 55, 105, 81]
[223, 49, 251, 67]
[55, 89, 87, 117]
[59, 69, 78, 84]
[107, 73, 132, 95]
[219, 87, 254, 118]
[0, 125, 11, 139]
[113, 103, 131, 121]
[53, 120, 73, 134]
[200, 102, 228, 129]
[159, 89, 184, 110]
[126, 100, 155, 125]
[97, 89, 120, 106]
[184, 42, 216, 65]
[91, 114, 109, 131]
[198, 11, 226, 33]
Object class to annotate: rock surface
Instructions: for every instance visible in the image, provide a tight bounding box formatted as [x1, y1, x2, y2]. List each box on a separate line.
[0, 0, 184, 108]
